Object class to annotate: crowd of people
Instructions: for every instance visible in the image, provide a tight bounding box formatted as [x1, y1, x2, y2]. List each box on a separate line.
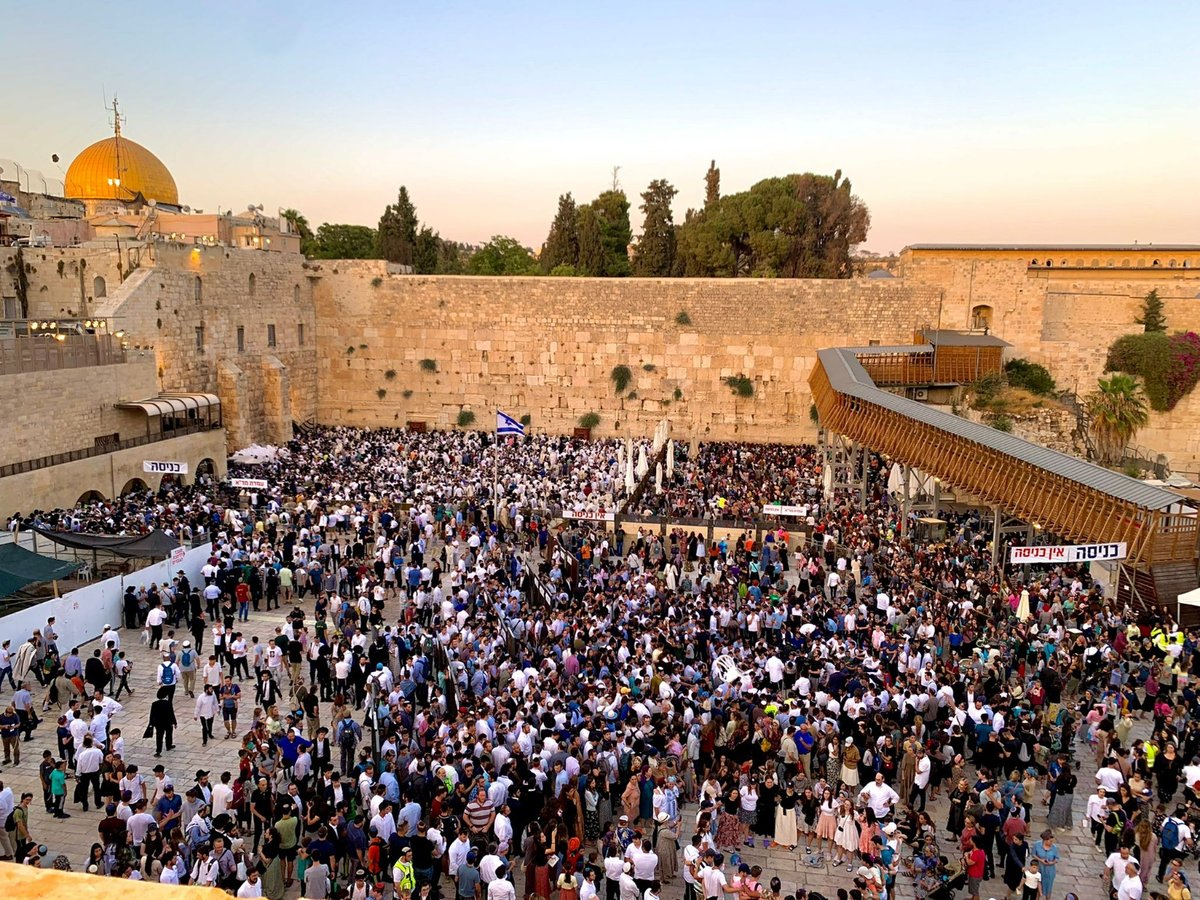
[631, 444, 822, 522]
[0, 424, 1192, 900]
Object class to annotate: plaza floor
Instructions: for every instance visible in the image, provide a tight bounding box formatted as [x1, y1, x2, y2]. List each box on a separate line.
[0, 589, 1123, 899]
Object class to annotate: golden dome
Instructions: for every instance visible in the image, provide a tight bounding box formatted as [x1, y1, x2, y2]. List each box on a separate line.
[65, 134, 179, 206]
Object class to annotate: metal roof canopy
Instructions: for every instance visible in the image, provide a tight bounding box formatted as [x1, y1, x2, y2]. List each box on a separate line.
[904, 243, 1200, 252]
[818, 346, 1190, 514]
[916, 329, 1011, 348]
[117, 392, 220, 416]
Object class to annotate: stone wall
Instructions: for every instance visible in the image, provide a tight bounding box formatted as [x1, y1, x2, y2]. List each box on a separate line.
[0, 428, 226, 520]
[92, 245, 319, 449]
[312, 265, 944, 442]
[0, 246, 125, 319]
[0, 357, 159, 467]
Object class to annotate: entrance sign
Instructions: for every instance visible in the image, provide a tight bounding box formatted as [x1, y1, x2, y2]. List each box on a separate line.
[230, 478, 269, 489]
[144, 460, 188, 475]
[169, 546, 187, 567]
[1010, 542, 1127, 564]
[562, 511, 615, 522]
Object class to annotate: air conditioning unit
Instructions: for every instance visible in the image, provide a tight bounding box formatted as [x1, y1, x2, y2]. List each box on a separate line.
[912, 388, 929, 401]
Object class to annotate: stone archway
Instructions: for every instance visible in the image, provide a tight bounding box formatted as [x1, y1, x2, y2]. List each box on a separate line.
[119, 477, 149, 496]
[76, 489, 106, 505]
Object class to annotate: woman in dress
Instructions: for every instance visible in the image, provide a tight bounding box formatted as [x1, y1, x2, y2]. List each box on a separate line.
[947, 777, 971, 837]
[1002, 831, 1028, 900]
[259, 826, 286, 900]
[773, 783, 799, 850]
[638, 769, 655, 825]
[715, 787, 742, 851]
[799, 787, 820, 850]
[584, 778, 601, 844]
[754, 775, 778, 844]
[1030, 830, 1059, 900]
[621, 775, 640, 825]
[841, 739, 861, 790]
[557, 863, 579, 900]
[857, 807, 880, 861]
[738, 780, 759, 844]
[833, 797, 860, 870]
[898, 737, 917, 806]
[655, 812, 678, 882]
[815, 788, 839, 857]
[1046, 764, 1076, 830]
[826, 734, 842, 788]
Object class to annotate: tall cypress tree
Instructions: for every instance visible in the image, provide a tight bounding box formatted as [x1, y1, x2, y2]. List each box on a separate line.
[376, 186, 419, 266]
[594, 190, 632, 277]
[541, 193, 580, 272]
[634, 179, 678, 276]
[705, 160, 720, 208]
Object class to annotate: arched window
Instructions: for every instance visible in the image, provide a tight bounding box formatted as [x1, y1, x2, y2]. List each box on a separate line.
[1046, 259, 1053, 267]
[92, 276, 106, 298]
[248, 273, 257, 297]
[1153, 259, 1161, 267]
[119, 478, 149, 496]
[294, 285, 300, 304]
[971, 304, 994, 330]
[1169, 259, 1177, 268]
[195, 277, 202, 302]
[1030, 259, 1039, 266]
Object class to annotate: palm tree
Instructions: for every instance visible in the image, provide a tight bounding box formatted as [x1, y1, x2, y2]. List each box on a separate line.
[279, 208, 312, 242]
[1087, 373, 1150, 465]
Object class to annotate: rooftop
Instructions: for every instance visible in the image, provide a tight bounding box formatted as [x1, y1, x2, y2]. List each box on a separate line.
[904, 243, 1200, 252]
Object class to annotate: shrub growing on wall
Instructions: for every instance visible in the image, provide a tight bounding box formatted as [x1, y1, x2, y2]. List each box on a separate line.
[723, 374, 754, 397]
[1004, 358, 1056, 396]
[1106, 330, 1200, 411]
[611, 365, 632, 393]
[579, 412, 601, 429]
[457, 410, 476, 428]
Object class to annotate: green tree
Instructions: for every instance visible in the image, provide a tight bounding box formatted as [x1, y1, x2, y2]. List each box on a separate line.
[467, 236, 537, 275]
[437, 240, 470, 274]
[376, 186, 419, 265]
[541, 193, 579, 272]
[704, 160, 720, 208]
[676, 170, 870, 278]
[414, 226, 440, 274]
[1087, 373, 1150, 465]
[575, 204, 605, 276]
[634, 179, 678, 276]
[594, 189, 632, 276]
[1135, 288, 1167, 333]
[306, 224, 378, 259]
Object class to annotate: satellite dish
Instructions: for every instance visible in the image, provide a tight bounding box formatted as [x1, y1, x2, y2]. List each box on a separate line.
[182, 206, 191, 213]
[148, 199, 157, 208]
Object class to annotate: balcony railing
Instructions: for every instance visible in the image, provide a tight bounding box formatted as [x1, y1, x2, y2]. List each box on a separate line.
[0, 331, 126, 375]
[0, 422, 220, 479]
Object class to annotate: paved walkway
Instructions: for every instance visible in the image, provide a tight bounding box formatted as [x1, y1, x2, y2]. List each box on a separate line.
[0, 587, 1124, 899]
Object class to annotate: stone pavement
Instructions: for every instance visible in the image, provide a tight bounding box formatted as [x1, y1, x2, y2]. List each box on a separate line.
[0, 589, 1124, 899]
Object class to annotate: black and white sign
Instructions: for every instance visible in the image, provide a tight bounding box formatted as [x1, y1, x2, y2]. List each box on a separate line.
[229, 478, 269, 490]
[1010, 542, 1127, 564]
[144, 460, 188, 475]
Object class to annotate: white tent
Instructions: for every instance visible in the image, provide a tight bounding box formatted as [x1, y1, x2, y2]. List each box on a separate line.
[1178, 588, 1200, 608]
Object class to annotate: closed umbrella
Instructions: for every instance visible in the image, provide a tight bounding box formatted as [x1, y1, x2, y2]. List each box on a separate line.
[655, 462, 663, 495]
[666, 439, 675, 477]
[636, 445, 649, 479]
[625, 454, 635, 493]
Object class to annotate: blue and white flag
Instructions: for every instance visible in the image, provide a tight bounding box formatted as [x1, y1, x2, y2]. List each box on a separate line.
[496, 410, 525, 437]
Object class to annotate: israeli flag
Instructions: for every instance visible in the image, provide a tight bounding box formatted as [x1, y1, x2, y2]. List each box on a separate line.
[496, 410, 525, 437]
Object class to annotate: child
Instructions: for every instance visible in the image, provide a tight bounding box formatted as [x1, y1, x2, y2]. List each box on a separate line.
[1021, 859, 1041, 900]
[50, 758, 69, 818]
[297, 839, 312, 896]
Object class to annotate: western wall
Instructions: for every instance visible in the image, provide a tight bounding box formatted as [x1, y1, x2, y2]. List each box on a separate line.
[311, 263, 945, 442]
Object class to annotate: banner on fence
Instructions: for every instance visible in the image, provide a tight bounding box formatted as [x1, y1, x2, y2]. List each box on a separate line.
[562, 511, 616, 522]
[144, 460, 187, 475]
[1009, 542, 1127, 564]
[229, 478, 269, 490]
[761, 504, 808, 517]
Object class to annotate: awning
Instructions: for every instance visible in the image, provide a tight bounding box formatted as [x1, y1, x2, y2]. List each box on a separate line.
[0, 543, 82, 597]
[32, 528, 182, 559]
[117, 392, 220, 416]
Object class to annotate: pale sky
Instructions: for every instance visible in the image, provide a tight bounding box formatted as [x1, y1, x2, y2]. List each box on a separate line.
[7, 1, 1199, 253]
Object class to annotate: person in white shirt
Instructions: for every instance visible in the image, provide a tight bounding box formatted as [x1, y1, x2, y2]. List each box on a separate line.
[1117, 862, 1144, 900]
[211, 772, 235, 817]
[191, 846, 220, 887]
[912, 749, 932, 811]
[1086, 788, 1108, 847]
[1096, 764, 1124, 793]
[487, 865, 517, 900]
[859, 774, 900, 820]
[237, 870, 264, 897]
[1105, 847, 1138, 892]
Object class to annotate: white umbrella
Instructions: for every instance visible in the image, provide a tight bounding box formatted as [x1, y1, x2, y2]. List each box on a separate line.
[822, 464, 833, 499]
[616, 444, 624, 478]
[666, 439, 675, 477]
[655, 462, 663, 495]
[636, 445, 649, 479]
[1016, 589, 1031, 621]
[887, 463, 904, 496]
[625, 454, 635, 493]
[652, 421, 663, 454]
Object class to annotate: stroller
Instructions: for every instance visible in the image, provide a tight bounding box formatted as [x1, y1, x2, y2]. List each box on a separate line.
[925, 869, 968, 900]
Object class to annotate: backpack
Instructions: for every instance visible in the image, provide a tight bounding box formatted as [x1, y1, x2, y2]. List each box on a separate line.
[160, 663, 176, 686]
[181, 650, 194, 668]
[1163, 818, 1181, 851]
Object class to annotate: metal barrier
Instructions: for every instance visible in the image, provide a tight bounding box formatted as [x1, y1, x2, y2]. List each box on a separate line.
[0, 422, 217, 478]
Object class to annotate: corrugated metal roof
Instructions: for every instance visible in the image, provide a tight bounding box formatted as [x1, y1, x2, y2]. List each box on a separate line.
[917, 329, 1010, 348]
[904, 243, 1200, 252]
[819, 347, 1186, 512]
